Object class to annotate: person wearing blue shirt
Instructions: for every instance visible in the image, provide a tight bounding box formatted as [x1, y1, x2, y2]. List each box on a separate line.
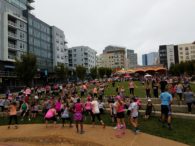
[160, 87, 173, 130]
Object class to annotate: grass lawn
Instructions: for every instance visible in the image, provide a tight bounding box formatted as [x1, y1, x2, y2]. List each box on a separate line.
[0, 81, 195, 145]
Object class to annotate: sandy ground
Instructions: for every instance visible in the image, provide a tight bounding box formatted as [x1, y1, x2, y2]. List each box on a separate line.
[0, 124, 188, 146]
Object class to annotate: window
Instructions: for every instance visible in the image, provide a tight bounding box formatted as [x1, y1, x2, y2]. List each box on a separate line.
[185, 47, 189, 50]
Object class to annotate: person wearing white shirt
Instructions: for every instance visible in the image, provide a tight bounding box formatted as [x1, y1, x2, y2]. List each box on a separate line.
[128, 97, 140, 133]
[91, 98, 105, 128]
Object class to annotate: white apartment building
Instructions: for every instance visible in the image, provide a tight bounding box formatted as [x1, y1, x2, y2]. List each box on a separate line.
[178, 43, 195, 63]
[52, 26, 69, 68]
[68, 46, 97, 71]
[0, 0, 30, 63]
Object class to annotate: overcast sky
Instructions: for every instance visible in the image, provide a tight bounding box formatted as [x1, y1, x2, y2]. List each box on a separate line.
[34, 0, 195, 64]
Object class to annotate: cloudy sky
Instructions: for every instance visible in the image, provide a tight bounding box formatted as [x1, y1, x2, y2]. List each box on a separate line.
[34, 0, 195, 64]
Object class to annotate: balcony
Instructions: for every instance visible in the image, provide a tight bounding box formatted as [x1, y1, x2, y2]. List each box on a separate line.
[8, 55, 16, 60]
[27, 0, 35, 3]
[26, 3, 35, 10]
[8, 43, 17, 51]
[8, 32, 17, 39]
[8, 21, 17, 28]
[0, 71, 17, 78]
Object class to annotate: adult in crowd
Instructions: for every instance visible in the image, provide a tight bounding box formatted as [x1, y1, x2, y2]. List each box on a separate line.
[183, 87, 195, 114]
[160, 87, 173, 130]
[8, 102, 18, 129]
[129, 79, 135, 96]
[91, 97, 105, 128]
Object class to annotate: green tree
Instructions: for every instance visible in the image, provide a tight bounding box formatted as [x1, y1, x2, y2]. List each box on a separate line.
[76, 65, 87, 81]
[98, 67, 106, 78]
[54, 64, 68, 82]
[90, 67, 98, 79]
[105, 68, 112, 77]
[15, 53, 37, 86]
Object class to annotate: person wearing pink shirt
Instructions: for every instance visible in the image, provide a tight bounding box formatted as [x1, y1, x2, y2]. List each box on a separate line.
[55, 98, 62, 119]
[45, 105, 57, 128]
[115, 96, 126, 137]
[73, 98, 84, 134]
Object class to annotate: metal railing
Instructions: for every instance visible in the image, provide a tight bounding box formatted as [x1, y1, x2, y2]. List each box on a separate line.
[0, 71, 17, 77]
[8, 43, 17, 49]
[8, 21, 17, 27]
[8, 32, 17, 38]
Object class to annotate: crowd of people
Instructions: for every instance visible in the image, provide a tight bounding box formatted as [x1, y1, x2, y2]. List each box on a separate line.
[0, 75, 195, 137]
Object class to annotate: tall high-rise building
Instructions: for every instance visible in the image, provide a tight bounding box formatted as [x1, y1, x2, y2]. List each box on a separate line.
[0, 0, 34, 70]
[68, 46, 97, 71]
[142, 52, 158, 66]
[159, 45, 179, 69]
[51, 26, 69, 67]
[126, 49, 137, 68]
[142, 54, 148, 66]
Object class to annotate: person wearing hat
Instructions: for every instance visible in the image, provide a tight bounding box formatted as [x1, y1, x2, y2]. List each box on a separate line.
[144, 99, 155, 119]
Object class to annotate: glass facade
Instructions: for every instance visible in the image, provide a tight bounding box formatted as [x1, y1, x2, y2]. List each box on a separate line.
[28, 14, 53, 72]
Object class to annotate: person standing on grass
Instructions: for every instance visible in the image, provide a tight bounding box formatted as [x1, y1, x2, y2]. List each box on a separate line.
[115, 96, 126, 137]
[129, 79, 135, 96]
[176, 82, 183, 105]
[73, 98, 84, 134]
[8, 102, 18, 129]
[31, 102, 39, 119]
[160, 87, 173, 130]
[93, 87, 98, 98]
[152, 79, 159, 98]
[55, 98, 62, 120]
[84, 98, 92, 120]
[183, 87, 195, 114]
[119, 86, 125, 98]
[91, 97, 105, 128]
[145, 80, 151, 98]
[160, 77, 168, 93]
[128, 97, 140, 134]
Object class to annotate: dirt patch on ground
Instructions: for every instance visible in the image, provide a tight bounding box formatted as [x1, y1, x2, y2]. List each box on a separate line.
[0, 136, 102, 146]
[0, 124, 188, 146]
